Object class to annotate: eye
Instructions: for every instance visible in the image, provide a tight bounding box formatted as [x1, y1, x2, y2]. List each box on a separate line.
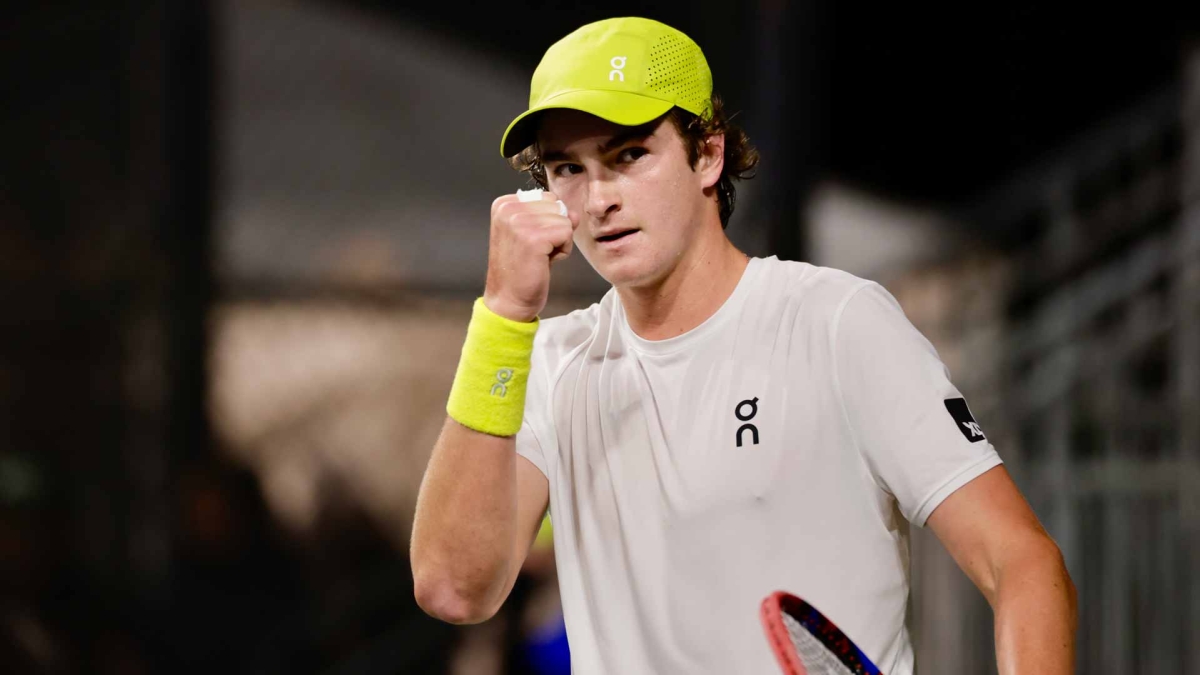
[618, 147, 648, 162]
[551, 163, 583, 178]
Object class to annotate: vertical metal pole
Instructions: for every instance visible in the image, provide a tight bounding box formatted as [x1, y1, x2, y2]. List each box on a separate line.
[750, 0, 826, 263]
[1102, 367, 1134, 672]
[1175, 47, 1200, 673]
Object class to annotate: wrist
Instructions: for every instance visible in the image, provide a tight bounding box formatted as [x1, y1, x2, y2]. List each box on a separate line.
[446, 298, 539, 437]
[482, 293, 539, 324]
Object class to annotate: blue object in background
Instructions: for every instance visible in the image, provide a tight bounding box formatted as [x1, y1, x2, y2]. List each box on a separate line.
[520, 613, 570, 675]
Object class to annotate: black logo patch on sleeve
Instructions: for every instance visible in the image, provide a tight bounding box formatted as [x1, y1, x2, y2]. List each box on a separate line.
[945, 398, 986, 443]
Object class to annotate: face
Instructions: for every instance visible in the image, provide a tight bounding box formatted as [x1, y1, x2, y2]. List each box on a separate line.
[537, 109, 724, 289]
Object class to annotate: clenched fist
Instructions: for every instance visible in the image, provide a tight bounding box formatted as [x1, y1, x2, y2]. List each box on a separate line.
[484, 190, 577, 323]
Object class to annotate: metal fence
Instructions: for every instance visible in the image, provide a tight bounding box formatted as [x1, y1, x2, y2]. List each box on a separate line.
[906, 55, 1200, 674]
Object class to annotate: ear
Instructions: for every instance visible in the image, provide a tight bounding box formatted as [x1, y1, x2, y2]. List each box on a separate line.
[697, 133, 725, 191]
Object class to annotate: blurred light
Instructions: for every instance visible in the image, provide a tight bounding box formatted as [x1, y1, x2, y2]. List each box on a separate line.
[0, 455, 41, 505]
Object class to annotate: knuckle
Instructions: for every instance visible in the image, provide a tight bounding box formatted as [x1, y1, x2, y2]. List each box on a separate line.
[508, 211, 537, 228]
[497, 210, 533, 233]
[512, 218, 541, 240]
[493, 201, 519, 222]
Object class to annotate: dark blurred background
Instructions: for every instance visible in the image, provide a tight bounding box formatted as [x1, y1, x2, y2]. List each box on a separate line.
[2, 1, 1198, 673]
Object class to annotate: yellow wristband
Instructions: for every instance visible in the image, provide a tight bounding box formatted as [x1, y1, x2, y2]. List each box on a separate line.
[446, 298, 539, 437]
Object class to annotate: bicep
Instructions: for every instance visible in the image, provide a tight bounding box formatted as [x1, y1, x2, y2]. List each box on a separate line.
[926, 465, 1057, 603]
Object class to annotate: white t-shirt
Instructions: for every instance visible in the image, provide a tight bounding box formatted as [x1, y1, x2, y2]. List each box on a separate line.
[516, 257, 1001, 674]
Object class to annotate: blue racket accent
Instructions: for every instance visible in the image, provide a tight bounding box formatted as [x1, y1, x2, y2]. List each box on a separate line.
[781, 595, 881, 675]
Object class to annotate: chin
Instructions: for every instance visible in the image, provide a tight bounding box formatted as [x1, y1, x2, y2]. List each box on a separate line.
[593, 256, 664, 289]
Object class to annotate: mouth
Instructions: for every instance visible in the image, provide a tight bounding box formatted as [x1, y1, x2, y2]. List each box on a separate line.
[595, 229, 639, 244]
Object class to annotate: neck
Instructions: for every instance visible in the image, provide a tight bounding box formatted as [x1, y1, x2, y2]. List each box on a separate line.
[616, 229, 750, 341]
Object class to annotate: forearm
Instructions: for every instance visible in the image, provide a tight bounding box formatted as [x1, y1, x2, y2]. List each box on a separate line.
[992, 545, 1078, 674]
[411, 417, 519, 619]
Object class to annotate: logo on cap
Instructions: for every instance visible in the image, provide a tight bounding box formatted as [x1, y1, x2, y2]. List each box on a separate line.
[609, 56, 627, 82]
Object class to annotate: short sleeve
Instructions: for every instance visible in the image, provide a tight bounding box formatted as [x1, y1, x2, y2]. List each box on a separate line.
[833, 282, 1002, 526]
[514, 334, 553, 479]
[515, 419, 548, 478]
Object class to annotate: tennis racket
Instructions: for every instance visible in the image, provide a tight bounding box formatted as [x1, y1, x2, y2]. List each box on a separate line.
[760, 591, 883, 675]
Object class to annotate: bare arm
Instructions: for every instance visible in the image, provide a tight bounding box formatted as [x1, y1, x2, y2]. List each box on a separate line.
[412, 190, 572, 624]
[411, 417, 549, 624]
[927, 465, 1078, 674]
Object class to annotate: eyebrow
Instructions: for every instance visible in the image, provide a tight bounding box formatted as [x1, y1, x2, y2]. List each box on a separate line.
[540, 122, 657, 164]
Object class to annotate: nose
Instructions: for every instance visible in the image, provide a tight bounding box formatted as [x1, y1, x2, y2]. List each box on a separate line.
[584, 174, 621, 220]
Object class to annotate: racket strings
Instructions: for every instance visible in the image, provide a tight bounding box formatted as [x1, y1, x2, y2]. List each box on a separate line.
[781, 612, 858, 675]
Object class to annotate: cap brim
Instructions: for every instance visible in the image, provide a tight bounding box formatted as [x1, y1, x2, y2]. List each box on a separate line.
[500, 90, 675, 158]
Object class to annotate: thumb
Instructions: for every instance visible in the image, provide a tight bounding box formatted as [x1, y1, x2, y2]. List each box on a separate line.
[560, 201, 580, 231]
[526, 188, 576, 228]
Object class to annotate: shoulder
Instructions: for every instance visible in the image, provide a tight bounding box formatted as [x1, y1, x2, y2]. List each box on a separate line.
[531, 290, 613, 367]
[754, 258, 882, 321]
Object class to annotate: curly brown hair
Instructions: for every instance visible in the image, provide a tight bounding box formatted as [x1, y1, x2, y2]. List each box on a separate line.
[507, 93, 759, 229]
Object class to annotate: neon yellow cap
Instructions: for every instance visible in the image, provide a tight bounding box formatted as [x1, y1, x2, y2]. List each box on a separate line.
[500, 17, 713, 158]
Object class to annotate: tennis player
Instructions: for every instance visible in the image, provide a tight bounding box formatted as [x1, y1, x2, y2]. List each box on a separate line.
[411, 17, 1076, 674]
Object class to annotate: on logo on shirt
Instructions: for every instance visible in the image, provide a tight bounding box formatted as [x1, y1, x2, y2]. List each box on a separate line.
[735, 397, 760, 447]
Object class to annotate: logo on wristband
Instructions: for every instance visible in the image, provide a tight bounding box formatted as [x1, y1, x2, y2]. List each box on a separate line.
[491, 368, 514, 397]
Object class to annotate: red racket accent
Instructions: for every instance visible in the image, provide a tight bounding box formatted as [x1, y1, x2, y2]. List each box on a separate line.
[760, 590, 884, 675]
[761, 591, 809, 675]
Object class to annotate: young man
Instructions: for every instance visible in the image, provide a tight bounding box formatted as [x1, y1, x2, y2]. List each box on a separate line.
[411, 17, 1076, 674]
